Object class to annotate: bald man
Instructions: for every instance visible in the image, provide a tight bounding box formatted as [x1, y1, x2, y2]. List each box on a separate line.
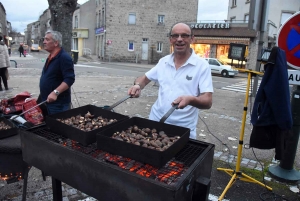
[128, 23, 213, 140]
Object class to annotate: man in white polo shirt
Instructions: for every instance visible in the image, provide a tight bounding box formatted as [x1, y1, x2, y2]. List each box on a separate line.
[128, 22, 213, 139]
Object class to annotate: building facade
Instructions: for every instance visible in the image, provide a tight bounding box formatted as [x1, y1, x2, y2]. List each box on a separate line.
[72, 2, 92, 57]
[39, 9, 51, 48]
[89, 0, 198, 63]
[189, 0, 300, 70]
[0, 3, 8, 45]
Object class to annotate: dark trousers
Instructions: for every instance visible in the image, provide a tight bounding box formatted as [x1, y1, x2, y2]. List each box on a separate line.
[19, 51, 25, 57]
[0, 68, 8, 90]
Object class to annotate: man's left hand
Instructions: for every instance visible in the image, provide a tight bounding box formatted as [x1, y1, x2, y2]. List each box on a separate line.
[172, 96, 190, 109]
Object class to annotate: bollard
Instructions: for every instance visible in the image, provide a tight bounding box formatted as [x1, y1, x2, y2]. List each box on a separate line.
[268, 86, 300, 182]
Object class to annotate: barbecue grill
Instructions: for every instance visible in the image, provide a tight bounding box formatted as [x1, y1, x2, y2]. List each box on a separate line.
[21, 126, 214, 201]
[0, 133, 30, 201]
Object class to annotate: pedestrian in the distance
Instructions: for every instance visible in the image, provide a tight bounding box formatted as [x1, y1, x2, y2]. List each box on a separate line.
[18, 44, 26, 57]
[8, 46, 11, 56]
[0, 35, 11, 91]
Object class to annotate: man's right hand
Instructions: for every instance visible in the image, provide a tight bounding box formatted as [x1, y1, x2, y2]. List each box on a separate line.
[128, 85, 141, 98]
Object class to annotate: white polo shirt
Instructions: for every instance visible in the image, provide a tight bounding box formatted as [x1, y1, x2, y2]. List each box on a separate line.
[145, 50, 213, 139]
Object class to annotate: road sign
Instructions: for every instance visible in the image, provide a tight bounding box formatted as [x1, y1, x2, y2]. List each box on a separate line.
[277, 12, 300, 70]
[288, 70, 300, 85]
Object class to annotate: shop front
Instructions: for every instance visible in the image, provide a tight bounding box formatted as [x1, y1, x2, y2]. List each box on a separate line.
[189, 22, 257, 68]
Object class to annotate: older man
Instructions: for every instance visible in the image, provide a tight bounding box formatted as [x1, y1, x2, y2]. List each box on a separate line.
[128, 22, 213, 139]
[39, 30, 75, 115]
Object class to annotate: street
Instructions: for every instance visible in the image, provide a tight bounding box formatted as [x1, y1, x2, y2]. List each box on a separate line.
[1, 51, 299, 200]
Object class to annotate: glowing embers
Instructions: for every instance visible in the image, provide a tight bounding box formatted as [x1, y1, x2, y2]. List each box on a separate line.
[103, 153, 187, 185]
[156, 161, 186, 184]
[0, 172, 22, 182]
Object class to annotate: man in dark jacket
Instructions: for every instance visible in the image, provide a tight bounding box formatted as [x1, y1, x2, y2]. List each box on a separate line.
[39, 30, 75, 115]
[18, 44, 25, 57]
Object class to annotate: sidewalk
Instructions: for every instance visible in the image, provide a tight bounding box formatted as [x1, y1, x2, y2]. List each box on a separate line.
[78, 54, 155, 69]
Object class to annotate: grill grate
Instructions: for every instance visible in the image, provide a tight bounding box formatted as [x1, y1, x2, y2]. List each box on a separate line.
[31, 127, 205, 185]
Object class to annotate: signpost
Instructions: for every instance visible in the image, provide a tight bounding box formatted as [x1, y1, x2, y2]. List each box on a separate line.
[268, 11, 300, 183]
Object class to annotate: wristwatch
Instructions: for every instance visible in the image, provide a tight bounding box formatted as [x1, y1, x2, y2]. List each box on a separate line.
[134, 82, 141, 88]
[54, 89, 60, 95]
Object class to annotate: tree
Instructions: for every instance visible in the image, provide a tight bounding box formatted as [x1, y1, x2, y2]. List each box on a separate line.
[47, 0, 77, 54]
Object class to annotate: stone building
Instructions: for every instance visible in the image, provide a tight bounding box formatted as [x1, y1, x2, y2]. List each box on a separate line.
[0, 2, 8, 45]
[26, 0, 198, 63]
[72, 2, 93, 57]
[90, 0, 198, 63]
[25, 21, 40, 47]
[39, 9, 51, 49]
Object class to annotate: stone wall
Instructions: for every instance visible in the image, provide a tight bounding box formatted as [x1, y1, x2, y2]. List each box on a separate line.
[102, 0, 198, 63]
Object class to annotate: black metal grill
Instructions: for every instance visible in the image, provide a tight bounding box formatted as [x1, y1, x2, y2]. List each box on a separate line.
[0, 133, 30, 184]
[21, 126, 214, 201]
[32, 127, 205, 186]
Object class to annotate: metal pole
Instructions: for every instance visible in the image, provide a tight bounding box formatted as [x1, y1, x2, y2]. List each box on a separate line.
[252, 0, 270, 97]
[269, 86, 300, 182]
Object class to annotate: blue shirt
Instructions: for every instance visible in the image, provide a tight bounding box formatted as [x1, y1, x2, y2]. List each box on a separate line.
[39, 48, 75, 104]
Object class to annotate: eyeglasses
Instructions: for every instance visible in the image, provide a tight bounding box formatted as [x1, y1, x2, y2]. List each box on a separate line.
[170, 34, 191, 39]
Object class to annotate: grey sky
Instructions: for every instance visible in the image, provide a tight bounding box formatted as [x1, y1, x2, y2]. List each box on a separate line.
[1, 0, 228, 33]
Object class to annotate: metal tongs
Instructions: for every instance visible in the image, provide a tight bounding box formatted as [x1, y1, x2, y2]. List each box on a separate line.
[104, 95, 132, 111]
[159, 104, 179, 123]
[10, 100, 47, 121]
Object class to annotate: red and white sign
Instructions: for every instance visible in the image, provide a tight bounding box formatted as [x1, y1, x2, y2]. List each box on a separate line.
[277, 12, 300, 70]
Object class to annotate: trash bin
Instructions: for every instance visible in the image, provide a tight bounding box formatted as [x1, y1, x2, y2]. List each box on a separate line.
[71, 50, 79, 64]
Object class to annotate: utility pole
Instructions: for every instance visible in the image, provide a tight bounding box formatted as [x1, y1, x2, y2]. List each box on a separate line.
[248, 0, 270, 97]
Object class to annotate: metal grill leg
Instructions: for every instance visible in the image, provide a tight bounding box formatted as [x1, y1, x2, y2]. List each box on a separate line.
[22, 166, 30, 201]
[192, 176, 211, 201]
[52, 177, 62, 201]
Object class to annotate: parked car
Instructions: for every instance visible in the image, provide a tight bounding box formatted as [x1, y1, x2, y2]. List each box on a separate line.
[204, 58, 239, 77]
[31, 44, 40, 52]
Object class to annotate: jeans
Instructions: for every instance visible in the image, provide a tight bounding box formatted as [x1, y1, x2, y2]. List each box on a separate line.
[46, 102, 71, 115]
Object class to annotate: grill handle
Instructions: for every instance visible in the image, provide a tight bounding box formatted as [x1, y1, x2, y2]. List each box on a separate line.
[105, 95, 132, 111]
[159, 104, 179, 123]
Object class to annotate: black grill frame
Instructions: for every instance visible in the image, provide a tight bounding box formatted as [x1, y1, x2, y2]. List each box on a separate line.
[21, 126, 214, 201]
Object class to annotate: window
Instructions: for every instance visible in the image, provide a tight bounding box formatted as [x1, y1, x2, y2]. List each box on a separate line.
[157, 42, 163, 52]
[280, 12, 293, 26]
[129, 13, 136, 25]
[128, 41, 134, 51]
[74, 16, 78, 28]
[230, 16, 236, 23]
[231, 0, 237, 7]
[244, 14, 249, 23]
[209, 59, 219, 66]
[158, 15, 165, 25]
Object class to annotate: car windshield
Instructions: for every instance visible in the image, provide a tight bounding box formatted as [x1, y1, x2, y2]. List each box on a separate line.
[217, 59, 228, 65]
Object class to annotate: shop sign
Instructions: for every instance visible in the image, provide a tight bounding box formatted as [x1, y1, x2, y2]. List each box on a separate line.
[96, 27, 105, 35]
[190, 23, 230, 29]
